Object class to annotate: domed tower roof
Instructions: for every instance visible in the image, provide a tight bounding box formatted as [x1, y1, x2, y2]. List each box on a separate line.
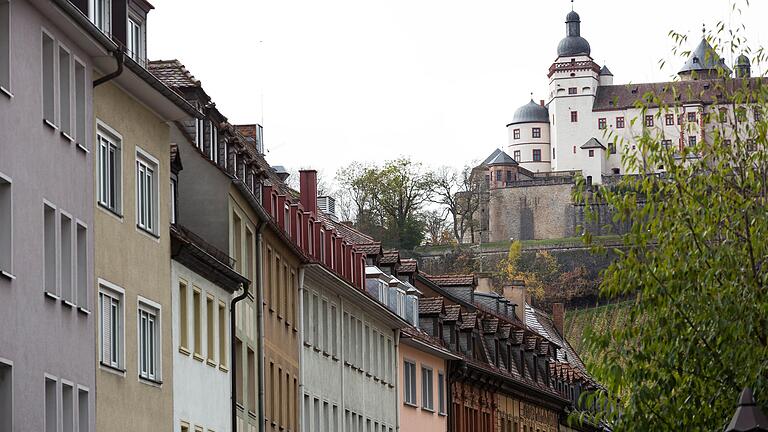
[678, 38, 731, 77]
[557, 10, 591, 57]
[508, 100, 549, 126]
[735, 53, 751, 78]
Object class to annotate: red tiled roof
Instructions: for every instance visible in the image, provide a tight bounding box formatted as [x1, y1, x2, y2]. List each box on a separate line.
[316, 213, 375, 245]
[419, 297, 443, 315]
[379, 249, 400, 265]
[399, 259, 417, 273]
[427, 274, 475, 287]
[148, 59, 200, 89]
[444, 305, 462, 322]
[355, 242, 382, 256]
[459, 312, 477, 330]
[482, 317, 499, 334]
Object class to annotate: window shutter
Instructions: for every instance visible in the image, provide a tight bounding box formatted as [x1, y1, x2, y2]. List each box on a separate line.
[100, 293, 111, 363]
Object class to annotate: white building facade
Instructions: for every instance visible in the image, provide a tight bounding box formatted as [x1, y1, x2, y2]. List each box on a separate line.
[505, 8, 756, 183]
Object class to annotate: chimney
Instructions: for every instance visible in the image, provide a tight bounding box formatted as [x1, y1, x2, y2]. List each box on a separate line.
[475, 272, 494, 293]
[539, 99, 545, 107]
[502, 280, 527, 323]
[552, 303, 565, 336]
[299, 170, 318, 215]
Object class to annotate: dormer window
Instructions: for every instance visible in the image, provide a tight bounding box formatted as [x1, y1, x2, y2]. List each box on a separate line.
[89, 0, 111, 34]
[126, 15, 145, 65]
[208, 120, 218, 163]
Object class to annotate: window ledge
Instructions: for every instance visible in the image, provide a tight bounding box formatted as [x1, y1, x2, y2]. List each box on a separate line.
[43, 119, 58, 130]
[77, 307, 91, 315]
[303, 342, 312, 348]
[62, 299, 76, 308]
[313, 347, 321, 353]
[404, 402, 418, 409]
[0, 85, 13, 99]
[139, 376, 163, 387]
[438, 412, 447, 417]
[76, 143, 89, 154]
[277, 314, 283, 320]
[44, 291, 59, 301]
[249, 411, 258, 420]
[61, 131, 75, 142]
[206, 359, 217, 368]
[97, 202, 124, 221]
[421, 407, 435, 413]
[0, 270, 15, 281]
[99, 362, 126, 376]
[219, 365, 229, 373]
[322, 351, 330, 357]
[178, 346, 191, 356]
[136, 225, 160, 240]
[192, 353, 205, 362]
[331, 355, 338, 362]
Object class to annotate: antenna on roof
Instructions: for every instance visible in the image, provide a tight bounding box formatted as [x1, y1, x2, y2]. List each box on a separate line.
[571, 0, 574, 11]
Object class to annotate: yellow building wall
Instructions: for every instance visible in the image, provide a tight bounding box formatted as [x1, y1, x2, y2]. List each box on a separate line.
[93, 82, 173, 432]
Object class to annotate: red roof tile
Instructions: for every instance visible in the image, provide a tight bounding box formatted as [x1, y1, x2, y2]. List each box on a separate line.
[355, 242, 382, 256]
[444, 305, 462, 322]
[427, 274, 475, 287]
[419, 297, 444, 315]
[399, 259, 417, 273]
[148, 59, 200, 89]
[379, 249, 400, 265]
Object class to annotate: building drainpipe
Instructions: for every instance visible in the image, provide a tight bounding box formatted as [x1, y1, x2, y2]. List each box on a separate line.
[93, 49, 124, 87]
[446, 360, 453, 432]
[340, 295, 346, 431]
[297, 267, 306, 432]
[394, 329, 401, 432]
[232, 222, 265, 432]
[255, 227, 266, 432]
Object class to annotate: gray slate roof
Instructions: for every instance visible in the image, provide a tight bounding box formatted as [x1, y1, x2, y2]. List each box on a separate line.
[486, 150, 518, 166]
[508, 100, 549, 125]
[678, 38, 731, 76]
[581, 138, 606, 149]
[481, 149, 503, 165]
[599, 65, 613, 76]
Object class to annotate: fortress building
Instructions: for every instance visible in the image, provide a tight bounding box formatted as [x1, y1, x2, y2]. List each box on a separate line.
[469, 8, 761, 242]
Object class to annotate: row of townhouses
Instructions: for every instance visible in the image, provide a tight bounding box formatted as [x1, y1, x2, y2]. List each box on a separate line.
[0, 1, 602, 431]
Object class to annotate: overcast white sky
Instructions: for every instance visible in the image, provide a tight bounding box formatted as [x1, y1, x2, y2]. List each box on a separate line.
[148, 0, 766, 181]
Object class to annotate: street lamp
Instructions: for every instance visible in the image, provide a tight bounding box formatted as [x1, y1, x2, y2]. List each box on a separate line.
[725, 388, 768, 432]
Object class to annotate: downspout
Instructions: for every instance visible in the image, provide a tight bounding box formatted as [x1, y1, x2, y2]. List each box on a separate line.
[232, 221, 265, 432]
[446, 360, 453, 432]
[297, 267, 306, 432]
[256, 227, 266, 432]
[394, 328, 401, 432]
[93, 49, 124, 87]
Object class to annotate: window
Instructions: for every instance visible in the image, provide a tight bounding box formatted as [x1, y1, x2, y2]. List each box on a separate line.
[723, 139, 732, 146]
[193, 288, 202, 359]
[0, 174, 10, 276]
[97, 128, 121, 214]
[513, 129, 520, 140]
[74, 61, 86, 147]
[331, 304, 338, 357]
[403, 360, 417, 405]
[513, 150, 520, 161]
[170, 178, 177, 224]
[688, 136, 697, 147]
[42, 32, 55, 126]
[677, 114, 684, 125]
[552, 147, 555, 159]
[99, 285, 123, 369]
[532, 149, 541, 162]
[62, 382, 74, 432]
[45, 377, 57, 432]
[0, 0, 9, 94]
[195, 113, 204, 150]
[234, 338, 243, 403]
[136, 151, 158, 234]
[206, 296, 215, 363]
[568, 87, 577, 95]
[59, 45, 72, 137]
[616, 116, 624, 128]
[247, 349, 256, 412]
[208, 121, 218, 162]
[78, 388, 88, 432]
[218, 301, 226, 368]
[588, 149, 594, 157]
[88, 0, 109, 33]
[570, 111, 578, 122]
[661, 139, 672, 147]
[644, 115, 654, 127]
[421, 367, 433, 411]
[532, 127, 541, 138]
[437, 371, 445, 415]
[302, 290, 310, 344]
[747, 139, 757, 152]
[506, 170, 512, 184]
[138, 302, 159, 381]
[0, 361, 11, 431]
[665, 114, 674, 125]
[60, 213, 73, 303]
[179, 281, 189, 350]
[126, 16, 143, 64]
[322, 299, 329, 353]
[44, 203, 56, 296]
[687, 112, 697, 122]
[76, 223, 87, 309]
[597, 118, 606, 130]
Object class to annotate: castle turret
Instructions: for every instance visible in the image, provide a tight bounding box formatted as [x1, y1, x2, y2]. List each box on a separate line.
[507, 99, 551, 173]
[547, 8, 600, 173]
[599, 65, 613, 86]
[735, 53, 751, 78]
[678, 37, 731, 81]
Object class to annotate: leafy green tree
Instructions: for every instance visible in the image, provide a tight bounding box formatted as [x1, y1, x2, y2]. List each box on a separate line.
[574, 7, 768, 430]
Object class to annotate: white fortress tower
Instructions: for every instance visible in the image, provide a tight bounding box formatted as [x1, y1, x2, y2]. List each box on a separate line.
[506, 100, 551, 173]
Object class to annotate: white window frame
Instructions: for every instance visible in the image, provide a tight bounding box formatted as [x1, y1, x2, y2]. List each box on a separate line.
[43, 201, 57, 297]
[126, 14, 144, 65]
[60, 210, 73, 305]
[58, 42, 73, 139]
[0, 0, 10, 97]
[194, 109, 204, 150]
[437, 370, 446, 415]
[137, 297, 161, 383]
[75, 220, 88, 311]
[135, 147, 159, 236]
[76, 385, 89, 432]
[170, 177, 177, 224]
[96, 122, 123, 216]
[0, 358, 12, 432]
[88, 0, 111, 34]
[421, 366, 434, 411]
[0, 172, 12, 278]
[208, 120, 218, 162]
[98, 280, 125, 372]
[73, 58, 87, 151]
[403, 359, 417, 406]
[41, 29, 56, 128]
[44, 374, 57, 432]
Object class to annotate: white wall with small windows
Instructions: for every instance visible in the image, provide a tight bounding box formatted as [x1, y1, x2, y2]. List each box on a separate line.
[301, 266, 399, 432]
[171, 260, 232, 432]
